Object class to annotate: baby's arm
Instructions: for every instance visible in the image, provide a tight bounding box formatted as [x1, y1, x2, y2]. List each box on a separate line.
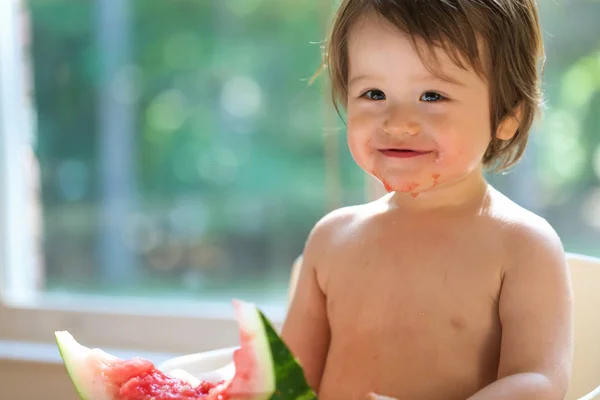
[281, 218, 333, 393]
[467, 221, 573, 400]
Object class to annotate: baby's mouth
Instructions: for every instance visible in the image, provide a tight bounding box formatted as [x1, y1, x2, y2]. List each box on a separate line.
[379, 148, 432, 158]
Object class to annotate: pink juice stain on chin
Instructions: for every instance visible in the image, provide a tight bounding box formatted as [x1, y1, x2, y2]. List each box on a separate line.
[399, 182, 420, 198]
[399, 182, 419, 193]
[432, 173, 441, 187]
[383, 181, 394, 193]
[370, 170, 391, 193]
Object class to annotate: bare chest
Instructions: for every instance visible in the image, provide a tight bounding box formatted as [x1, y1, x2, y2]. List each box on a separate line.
[318, 224, 505, 399]
[322, 220, 503, 333]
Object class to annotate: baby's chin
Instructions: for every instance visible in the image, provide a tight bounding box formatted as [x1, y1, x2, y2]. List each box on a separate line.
[374, 172, 441, 196]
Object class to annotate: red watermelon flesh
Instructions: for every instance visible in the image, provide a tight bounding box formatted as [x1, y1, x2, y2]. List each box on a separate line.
[55, 300, 275, 400]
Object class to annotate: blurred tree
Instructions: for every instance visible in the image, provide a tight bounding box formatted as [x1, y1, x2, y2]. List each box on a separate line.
[25, 0, 600, 298]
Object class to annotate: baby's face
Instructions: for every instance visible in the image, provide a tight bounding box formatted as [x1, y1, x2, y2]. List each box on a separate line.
[345, 12, 492, 195]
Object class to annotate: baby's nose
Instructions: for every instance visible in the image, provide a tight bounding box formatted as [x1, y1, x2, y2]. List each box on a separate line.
[383, 108, 420, 136]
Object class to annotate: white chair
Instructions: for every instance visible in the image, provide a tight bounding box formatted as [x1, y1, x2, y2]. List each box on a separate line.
[160, 253, 600, 400]
[565, 253, 600, 400]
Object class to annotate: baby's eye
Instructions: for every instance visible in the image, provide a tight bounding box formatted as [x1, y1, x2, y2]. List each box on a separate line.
[362, 89, 386, 101]
[420, 91, 445, 102]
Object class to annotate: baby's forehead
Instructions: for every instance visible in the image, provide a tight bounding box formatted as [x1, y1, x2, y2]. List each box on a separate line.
[345, 9, 489, 80]
[347, 23, 485, 82]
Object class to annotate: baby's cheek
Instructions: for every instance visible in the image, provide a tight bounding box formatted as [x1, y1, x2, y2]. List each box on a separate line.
[439, 144, 480, 169]
[432, 148, 463, 173]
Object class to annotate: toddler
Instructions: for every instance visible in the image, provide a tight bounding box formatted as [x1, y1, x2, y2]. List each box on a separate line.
[281, 0, 573, 399]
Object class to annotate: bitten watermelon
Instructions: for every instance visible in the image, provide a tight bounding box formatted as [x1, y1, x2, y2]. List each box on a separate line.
[55, 299, 317, 400]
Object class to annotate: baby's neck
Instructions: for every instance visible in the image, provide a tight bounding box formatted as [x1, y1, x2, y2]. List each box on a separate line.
[387, 167, 491, 213]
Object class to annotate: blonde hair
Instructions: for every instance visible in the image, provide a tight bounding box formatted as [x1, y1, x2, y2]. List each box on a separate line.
[319, 0, 546, 171]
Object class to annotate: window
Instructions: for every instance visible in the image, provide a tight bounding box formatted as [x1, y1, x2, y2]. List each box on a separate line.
[0, 0, 364, 354]
[1, 0, 599, 355]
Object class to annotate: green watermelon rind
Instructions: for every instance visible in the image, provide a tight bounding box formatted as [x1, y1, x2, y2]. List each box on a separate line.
[55, 330, 115, 400]
[257, 310, 318, 400]
[55, 332, 89, 400]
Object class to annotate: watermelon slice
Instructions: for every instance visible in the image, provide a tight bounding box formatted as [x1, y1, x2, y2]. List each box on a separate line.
[55, 299, 317, 400]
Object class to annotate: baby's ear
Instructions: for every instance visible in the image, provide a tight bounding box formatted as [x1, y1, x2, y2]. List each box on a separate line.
[496, 102, 523, 141]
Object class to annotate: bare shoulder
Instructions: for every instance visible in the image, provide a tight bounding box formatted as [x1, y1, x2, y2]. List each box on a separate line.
[487, 187, 567, 274]
[300, 198, 386, 287]
[304, 198, 385, 253]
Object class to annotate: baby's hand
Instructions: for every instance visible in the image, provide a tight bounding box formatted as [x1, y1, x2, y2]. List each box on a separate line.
[366, 392, 398, 400]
